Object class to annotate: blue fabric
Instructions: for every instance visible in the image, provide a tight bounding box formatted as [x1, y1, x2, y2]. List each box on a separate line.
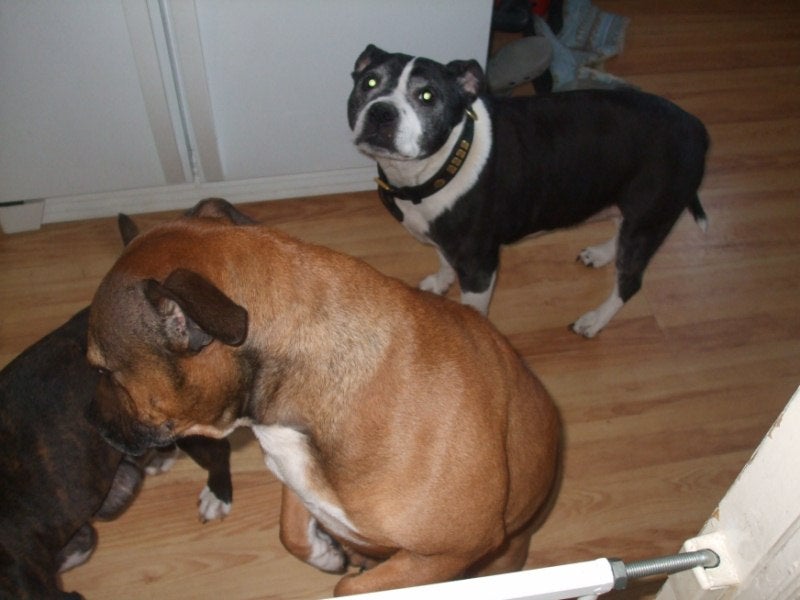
[535, 0, 631, 91]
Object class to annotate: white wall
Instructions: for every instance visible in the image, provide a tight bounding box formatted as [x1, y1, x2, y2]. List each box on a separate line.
[0, 0, 493, 227]
[195, 0, 493, 181]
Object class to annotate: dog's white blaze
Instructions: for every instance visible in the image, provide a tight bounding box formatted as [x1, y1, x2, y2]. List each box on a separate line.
[572, 283, 625, 338]
[390, 59, 424, 157]
[351, 59, 423, 158]
[251, 425, 361, 545]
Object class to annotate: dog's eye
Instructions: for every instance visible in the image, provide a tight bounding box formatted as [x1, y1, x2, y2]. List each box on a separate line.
[419, 89, 435, 104]
[96, 367, 110, 377]
[364, 76, 379, 91]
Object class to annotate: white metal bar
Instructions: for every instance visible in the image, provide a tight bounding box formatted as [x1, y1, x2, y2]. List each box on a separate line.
[322, 558, 616, 600]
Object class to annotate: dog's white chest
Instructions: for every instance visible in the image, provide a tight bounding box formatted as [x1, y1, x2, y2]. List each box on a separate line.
[396, 201, 435, 244]
[250, 425, 360, 543]
[393, 183, 468, 245]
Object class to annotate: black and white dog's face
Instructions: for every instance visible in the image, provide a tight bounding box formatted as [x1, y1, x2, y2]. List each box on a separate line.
[347, 44, 484, 161]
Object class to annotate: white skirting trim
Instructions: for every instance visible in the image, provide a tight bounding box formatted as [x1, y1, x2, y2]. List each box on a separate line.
[40, 166, 377, 225]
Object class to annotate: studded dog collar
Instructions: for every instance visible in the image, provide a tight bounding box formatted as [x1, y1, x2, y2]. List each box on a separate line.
[375, 108, 477, 206]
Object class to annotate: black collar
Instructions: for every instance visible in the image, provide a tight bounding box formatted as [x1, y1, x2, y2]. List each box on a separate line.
[375, 108, 477, 205]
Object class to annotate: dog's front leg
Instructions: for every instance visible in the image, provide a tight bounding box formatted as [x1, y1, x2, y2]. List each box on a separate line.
[571, 282, 624, 338]
[177, 435, 233, 522]
[333, 549, 470, 596]
[279, 485, 347, 574]
[419, 250, 456, 295]
[460, 270, 497, 315]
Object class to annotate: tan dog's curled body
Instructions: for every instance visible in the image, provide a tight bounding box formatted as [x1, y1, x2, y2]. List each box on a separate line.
[87, 201, 559, 595]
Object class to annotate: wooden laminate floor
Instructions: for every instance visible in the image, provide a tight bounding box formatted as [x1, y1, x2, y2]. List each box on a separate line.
[1, 1, 799, 598]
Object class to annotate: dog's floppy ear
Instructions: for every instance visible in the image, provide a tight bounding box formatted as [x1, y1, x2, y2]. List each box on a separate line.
[143, 269, 248, 354]
[353, 44, 389, 77]
[446, 59, 485, 102]
[184, 197, 257, 225]
[117, 213, 140, 247]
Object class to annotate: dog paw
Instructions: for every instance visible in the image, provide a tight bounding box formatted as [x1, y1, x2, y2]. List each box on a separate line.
[145, 447, 178, 475]
[57, 524, 97, 572]
[307, 521, 347, 573]
[197, 485, 232, 522]
[419, 273, 452, 295]
[572, 292, 624, 337]
[577, 244, 614, 268]
[571, 311, 603, 338]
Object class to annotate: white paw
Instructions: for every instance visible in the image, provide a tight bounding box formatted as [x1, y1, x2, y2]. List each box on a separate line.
[58, 547, 94, 573]
[306, 520, 347, 573]
[420, 272, 452, 295]
[571, 292, 624, 338]
[197, 485, 231, 522]
[571, 310, 603, 338]
[578, 244, 615, 268]
[145, 449, 178, 476]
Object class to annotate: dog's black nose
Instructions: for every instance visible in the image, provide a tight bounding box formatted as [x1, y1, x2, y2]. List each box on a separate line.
[359, 102, 400, 151]
[368, 101, 398, 126]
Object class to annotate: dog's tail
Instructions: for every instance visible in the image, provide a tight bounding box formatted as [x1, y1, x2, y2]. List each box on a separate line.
[688, 194, 709, 233]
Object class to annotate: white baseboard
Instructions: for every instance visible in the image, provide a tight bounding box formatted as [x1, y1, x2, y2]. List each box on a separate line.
[40, 166, 377, 225]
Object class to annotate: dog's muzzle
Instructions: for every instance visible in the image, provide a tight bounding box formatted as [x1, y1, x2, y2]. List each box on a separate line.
[357, 101, 400, 151]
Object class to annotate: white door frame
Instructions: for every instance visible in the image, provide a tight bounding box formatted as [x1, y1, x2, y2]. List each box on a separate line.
[656, 385, 800, 600]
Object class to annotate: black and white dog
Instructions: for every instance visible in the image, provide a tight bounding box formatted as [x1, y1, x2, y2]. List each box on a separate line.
[347, 44, 709, 336]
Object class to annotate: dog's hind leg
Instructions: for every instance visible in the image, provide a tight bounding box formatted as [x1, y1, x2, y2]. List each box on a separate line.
[278, 485, 347, 574]
[572, 210, 679, 337]
[467, 519, 536, 577]
[333, 549, 472, 596]
[578, 218, 620, 268]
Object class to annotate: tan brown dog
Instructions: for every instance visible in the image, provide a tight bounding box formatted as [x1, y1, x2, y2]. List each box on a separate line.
[86, 199, 559, 596]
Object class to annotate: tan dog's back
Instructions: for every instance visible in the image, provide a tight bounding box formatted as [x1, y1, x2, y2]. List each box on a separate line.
[88, 210, 559, 595]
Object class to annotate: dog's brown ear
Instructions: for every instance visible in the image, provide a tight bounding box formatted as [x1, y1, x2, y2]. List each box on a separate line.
[143, 269, 248, 354]
[117, 213, 139, 247]
[446, 59, 485, 101]
[353, 44, 389, 77]
[184, 198, 257, 225]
